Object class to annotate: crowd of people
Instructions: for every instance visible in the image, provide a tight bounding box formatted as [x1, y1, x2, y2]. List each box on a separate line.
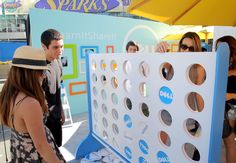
[0, 29, 235, 162]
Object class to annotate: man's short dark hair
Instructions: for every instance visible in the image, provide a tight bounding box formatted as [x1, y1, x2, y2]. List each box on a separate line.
[41, 29, 63, 48]
[126, 41, 136, 52]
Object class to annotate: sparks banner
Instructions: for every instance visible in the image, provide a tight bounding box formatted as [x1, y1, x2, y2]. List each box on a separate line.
[0, 0, 131, 15]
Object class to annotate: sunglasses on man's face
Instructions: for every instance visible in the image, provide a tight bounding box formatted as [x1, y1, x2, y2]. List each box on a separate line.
[180, 44, 194, 52]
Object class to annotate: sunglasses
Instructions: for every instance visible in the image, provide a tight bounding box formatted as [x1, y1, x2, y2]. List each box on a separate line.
[180, 44, 194, 52]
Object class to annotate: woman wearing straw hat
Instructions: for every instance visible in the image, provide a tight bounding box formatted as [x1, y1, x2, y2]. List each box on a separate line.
[0, 46, 65, 162]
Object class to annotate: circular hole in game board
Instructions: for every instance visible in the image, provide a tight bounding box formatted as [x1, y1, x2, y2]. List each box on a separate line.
[92, 73, 97, 83]
[111, 77, 118, 89]
[100, 60, 106, 71]
[139, 82, 148, 97]
[160, 110, 172, 126]
[101, 75, 107, 85]
[123, 60, 132, 74]
[102, 131, 108, 141]
[112, 123, 119, 135]
[139, 61, 150, 77]
[188, 64, 206, 85]
[124, 79, 132, 93]
[102, 117, 108, 128]
[111, 60, 118, 72]
[92, 60, 96, 71]
[112, 108, 119, 120]
[159, 131, 171, 147]
[123, 114, 132, 128]
[112, 93, 119, 105]
[101, 89, 107, 100]
[92, 87, 97, 96]
[124, 146, 132, 159]
[185, 118, 201, 137]
[183, 143, 200, 161]
[140, 103, 149, 117]
[102, 104, 108, 114]
[160, 62, 174, 81]
[139, 156, 148, 163]
[93, 100, 98, 109]
[186, 92, 204, 112]
[124, 97, 132, 110]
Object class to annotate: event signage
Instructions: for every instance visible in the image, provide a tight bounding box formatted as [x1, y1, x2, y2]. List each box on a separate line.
[35, 0, 122, 13]
[0, 0, 21, 14]
[0, 0, 131, 14]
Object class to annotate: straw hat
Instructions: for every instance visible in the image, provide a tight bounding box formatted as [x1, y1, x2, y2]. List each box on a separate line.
[12, 46, 48, 70]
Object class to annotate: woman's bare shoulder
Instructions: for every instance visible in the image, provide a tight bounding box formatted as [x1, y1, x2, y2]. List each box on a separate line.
[17, 96, 42, 114]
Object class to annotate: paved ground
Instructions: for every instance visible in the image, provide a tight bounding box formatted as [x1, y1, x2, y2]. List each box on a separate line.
[0, 111, 227, 163]
[60, 112, 89, 162]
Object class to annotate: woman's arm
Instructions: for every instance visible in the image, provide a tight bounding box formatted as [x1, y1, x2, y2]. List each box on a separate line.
[20, 97, 61, 163]
[226, 93, 236, 101]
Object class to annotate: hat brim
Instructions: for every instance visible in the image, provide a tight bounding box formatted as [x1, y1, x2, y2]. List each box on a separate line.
[11, 64, 49, 70]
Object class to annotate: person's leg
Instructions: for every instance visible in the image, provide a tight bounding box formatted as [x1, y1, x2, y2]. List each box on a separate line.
[224, 133, 236, 163]
[53, 119, 62, 147]
[192, 148, 200, 161]
[224, 119, 236, 163]
[46, 117, 62, 147]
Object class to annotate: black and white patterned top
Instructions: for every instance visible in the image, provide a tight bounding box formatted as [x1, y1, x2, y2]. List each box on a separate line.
[10, 125, 66, 162]
[10, 96, 66, 162]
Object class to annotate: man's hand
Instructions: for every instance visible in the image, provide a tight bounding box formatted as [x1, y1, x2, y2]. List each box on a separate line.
[155, 42, 169, 53]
